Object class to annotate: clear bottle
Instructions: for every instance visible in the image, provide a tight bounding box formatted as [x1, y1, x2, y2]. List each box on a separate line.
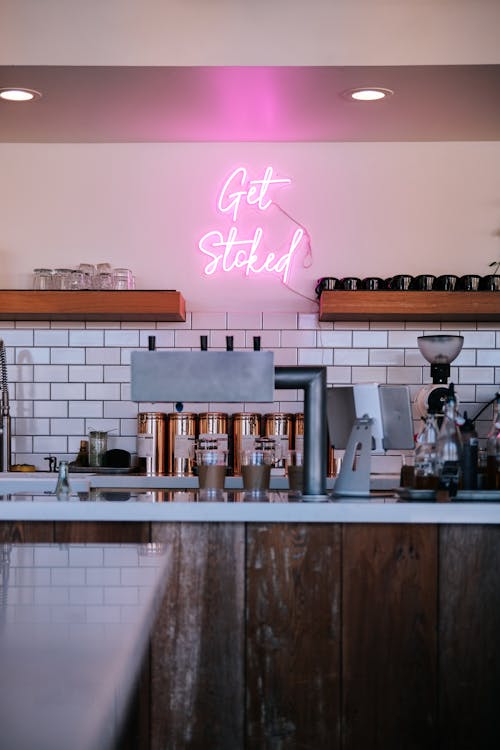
[55, 460, 72, 499]
[414, 414, 439, 490]
[436, 383, 462, 496]
[459, 411, 479, 491]
[486, 392, 500, 490]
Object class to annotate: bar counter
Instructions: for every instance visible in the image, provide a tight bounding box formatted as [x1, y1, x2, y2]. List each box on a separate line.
[0, 487, 499, 523]
[1, 481, 499, 749]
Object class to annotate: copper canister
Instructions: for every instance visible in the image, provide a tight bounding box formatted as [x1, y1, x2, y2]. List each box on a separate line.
[327, 445, 338, 477]
[294, 413, 304, 453]
[198, 412, 229, 451]
[232, 413, 261, 475]
[294, 412, 336, 476]
[137, 412, 167, 475]
[168, 412, 197, 476]
[264, 412, 293, 468]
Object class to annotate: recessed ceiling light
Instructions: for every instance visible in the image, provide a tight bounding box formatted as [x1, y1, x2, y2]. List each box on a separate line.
[0, 87, 42, 102]
[342, 87, 394, 102]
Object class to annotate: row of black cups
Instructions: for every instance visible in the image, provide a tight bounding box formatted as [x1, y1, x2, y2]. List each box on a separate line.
[315, 274, 500, 297]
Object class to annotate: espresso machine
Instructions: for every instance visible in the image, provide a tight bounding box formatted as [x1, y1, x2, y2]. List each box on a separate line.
[130, 349, 328, 499]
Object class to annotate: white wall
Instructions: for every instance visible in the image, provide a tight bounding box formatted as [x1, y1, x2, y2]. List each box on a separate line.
[2, 0, 500, 65]
[3, 313, 499, 470]
[1, 142, 500, 311]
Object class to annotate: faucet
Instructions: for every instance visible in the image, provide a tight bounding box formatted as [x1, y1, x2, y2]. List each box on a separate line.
[0, 340, 11, 472]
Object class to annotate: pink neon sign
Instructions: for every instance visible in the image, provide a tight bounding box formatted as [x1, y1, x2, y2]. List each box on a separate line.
[199, 166, 304, 283]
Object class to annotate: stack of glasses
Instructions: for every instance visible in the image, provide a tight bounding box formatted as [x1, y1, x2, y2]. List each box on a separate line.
[33, 263, 135, 290]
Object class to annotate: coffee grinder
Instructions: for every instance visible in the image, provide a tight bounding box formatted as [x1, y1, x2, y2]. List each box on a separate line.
[415, 334, 464, 417]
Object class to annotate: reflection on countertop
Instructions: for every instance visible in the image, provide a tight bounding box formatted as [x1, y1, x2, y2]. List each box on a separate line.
[0, 543, 169, 750]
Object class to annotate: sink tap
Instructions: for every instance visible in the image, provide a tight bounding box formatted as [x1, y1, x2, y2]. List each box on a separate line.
[0, 340, 11, 472]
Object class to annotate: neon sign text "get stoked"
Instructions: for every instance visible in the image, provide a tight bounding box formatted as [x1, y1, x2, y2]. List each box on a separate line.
[199, 166, 304, 283]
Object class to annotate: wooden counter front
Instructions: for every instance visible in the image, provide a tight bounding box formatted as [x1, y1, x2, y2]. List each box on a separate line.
[2, 518, 499, 750]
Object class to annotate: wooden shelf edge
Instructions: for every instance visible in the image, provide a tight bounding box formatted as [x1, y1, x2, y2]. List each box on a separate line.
[0, 290, 186, 322]
[318, 291, 500, 322]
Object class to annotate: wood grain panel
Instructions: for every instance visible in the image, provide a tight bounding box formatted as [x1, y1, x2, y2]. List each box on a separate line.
[439, 525, 500, 749]
[116, 648, 151, 750]
[54, 521, 149, 543]
[246, 523, 341, 750]
[150, 522, 245, 750]
[0, 290, 186, 321]
[0, 521, 53, 542]
[319, 290, 500, 322]
[342, 523, 438, 750]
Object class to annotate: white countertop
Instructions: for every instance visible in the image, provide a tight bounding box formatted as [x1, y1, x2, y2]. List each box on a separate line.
[0, 487, 499, 524]
[0, 543, 169, 750]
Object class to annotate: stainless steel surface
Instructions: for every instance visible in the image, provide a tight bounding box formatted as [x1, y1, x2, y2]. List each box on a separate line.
[131, 351, 274, 403]
[274, 366, 327, 498]
[332, 416, 373, 497]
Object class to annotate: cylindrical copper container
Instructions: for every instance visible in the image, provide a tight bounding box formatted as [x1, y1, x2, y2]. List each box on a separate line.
[294, 413, 304, 454]
[327, 445, 337, 477]
[264, 412, 293, 469]
[198, 412, 229, 451]
[294, 412, 337, 476]
[168, 412, 197, 476]
[232, 413, 261, 475]
[137, 412, 166, 475]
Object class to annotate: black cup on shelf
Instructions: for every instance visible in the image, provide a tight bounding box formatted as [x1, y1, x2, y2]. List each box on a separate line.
[314, 277, 341, 297]
[480, 274, 500, 291]
[459, 274, 481, 291]
[362, 277, 385, 290]
[412, 274, 436, 291]
[388, 274, 413, 291]
[435, 274, 459, 291]
[340, 276, 362, 290]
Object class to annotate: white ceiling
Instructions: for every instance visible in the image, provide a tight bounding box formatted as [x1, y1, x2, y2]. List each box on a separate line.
[1, 65, 500, 143]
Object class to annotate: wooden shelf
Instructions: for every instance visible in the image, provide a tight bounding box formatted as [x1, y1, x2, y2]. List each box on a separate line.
[319, 290, 500, 322]
[0, 290, 186, 322]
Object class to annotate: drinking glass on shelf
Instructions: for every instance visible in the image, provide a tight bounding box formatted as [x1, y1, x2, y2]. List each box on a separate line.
[96, 263, 112, 274]
[78, 263, 96, 289]
[69, 270, 84, 289]
[53, 268, 73, 290]
[113, 268, 135, 290]
[33, 268, 53, 290]
[94, 271, 114, 290]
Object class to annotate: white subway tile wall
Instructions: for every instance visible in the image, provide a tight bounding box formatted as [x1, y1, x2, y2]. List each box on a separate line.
[1, 315, 499, 469]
